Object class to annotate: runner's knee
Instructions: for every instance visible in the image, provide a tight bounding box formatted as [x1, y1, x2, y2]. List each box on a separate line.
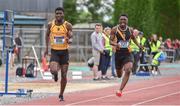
[125, 68, 131, 75]
[116, 69, 123, 78]
[124, 62, 133, 73]
[50, 62, 59, 73]
[61, 72, 67, 79]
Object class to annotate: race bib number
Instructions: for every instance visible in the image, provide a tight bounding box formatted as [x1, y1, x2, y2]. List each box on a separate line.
[118, 41, 129, 48]
[54, 36, 65, 44]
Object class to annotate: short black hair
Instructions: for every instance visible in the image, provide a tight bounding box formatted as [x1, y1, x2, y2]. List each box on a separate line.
[55, 7, 64, 13]
[120, 14, 128, 18]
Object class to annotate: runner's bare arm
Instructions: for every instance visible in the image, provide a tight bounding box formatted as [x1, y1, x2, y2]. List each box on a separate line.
[44, 23, 51, 56]
[110, 27, 118, 47]
[66, 22, 73, 38]
[66, 22, 73, 43]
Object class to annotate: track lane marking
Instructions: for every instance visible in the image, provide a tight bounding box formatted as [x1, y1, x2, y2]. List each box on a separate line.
[132, 91, 180, 106]
[66, 80, 180, 105]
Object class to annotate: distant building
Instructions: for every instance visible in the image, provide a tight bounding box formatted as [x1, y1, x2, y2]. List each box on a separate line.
[0, 0, 63, 21]
[73, 23, 97, 29]
[0, 12, 47, 60]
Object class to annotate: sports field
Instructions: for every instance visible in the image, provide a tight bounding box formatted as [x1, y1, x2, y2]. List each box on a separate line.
[0, 62, 180, 105]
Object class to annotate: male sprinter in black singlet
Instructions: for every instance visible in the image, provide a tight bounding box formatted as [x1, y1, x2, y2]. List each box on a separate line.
[44, 7, 73, 101]
[110, 14, 143, 97]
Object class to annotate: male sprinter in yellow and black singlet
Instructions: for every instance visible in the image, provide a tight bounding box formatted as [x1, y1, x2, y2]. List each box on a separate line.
[110, 14, 143, 97]
[44, 7, 73, 101]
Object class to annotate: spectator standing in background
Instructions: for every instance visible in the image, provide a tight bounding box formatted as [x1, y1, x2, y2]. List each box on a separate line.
[99, 27, 112, 80]
[91, 23, 104, 80]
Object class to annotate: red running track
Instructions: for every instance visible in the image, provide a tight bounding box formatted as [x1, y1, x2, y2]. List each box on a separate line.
[16, 76, 180, 105]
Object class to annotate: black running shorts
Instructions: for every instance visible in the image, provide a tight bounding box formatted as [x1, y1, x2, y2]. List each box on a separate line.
[50, 49, 69, 65]
[115, 51, 133, 70]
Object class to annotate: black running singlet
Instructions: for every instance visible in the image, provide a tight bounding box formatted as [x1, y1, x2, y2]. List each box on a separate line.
[115, 26, 132, 54]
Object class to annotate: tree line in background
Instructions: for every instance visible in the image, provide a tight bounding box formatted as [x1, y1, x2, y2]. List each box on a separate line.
[64, 0, 180, 39]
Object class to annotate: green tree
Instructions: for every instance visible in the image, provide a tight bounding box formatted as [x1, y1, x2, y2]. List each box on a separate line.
[77, 0, 114, 23]
[113, 0, 180, 39]
[77, 10, 92, 23]
[64, 0, 114, 24]
[153, 0, 180, 39]
[63, 0, 79, 24]
[113, 0, 155, 36]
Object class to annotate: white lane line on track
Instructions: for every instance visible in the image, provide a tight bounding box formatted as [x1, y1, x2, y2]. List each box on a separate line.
[132, 91, 180, 106]
[66, 80, 180, 106]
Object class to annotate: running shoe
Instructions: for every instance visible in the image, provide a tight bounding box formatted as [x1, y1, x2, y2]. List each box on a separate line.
[101, 76, 110, 80]
[93, 77, 101, 81]
[116, 90, 122, 97]
[59, 95, 64, 101]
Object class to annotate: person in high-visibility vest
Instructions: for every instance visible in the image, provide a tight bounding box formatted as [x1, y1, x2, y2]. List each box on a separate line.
[130, 31, 141, 75]
[151, 49, 166, 75]
[152, 51, 166, 66]
[99, 27, 112, 80]
[150, 34, 161, 71]
[150, 34, 161, 56]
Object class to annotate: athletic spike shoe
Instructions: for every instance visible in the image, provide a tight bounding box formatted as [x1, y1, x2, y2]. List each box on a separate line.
[59, 95, 64, 101]
[116, 90, 122, 97]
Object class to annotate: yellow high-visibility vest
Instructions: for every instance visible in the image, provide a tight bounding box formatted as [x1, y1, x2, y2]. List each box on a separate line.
[130, 36, 140, 52]
[102, 34, 112, 56]
[150, 40, 161, 53]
